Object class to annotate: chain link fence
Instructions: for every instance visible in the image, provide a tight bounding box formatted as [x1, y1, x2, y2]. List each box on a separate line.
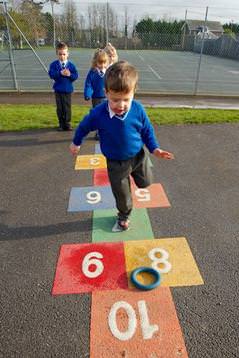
[1, 1, 239, 95]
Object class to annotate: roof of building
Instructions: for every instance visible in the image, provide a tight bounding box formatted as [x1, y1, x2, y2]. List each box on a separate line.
[184, 19, 224, 32]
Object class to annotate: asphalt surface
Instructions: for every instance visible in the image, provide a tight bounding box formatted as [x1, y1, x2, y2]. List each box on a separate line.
[0, 124, 239, 357]
[1, 92, 239, 109]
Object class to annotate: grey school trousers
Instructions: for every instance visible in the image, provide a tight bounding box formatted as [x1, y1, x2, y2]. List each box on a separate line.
[106, 147, 153, 221]
[55, 92, 71, 129]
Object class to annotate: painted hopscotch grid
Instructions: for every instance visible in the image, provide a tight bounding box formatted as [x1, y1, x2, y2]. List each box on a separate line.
[90, 287, 188, 358]
[52, 238, 203, 295]
[75, 154, 107, 170]
[92, 208, 154, 243]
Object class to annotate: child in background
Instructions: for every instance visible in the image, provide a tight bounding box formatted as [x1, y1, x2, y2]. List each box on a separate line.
[70, 61, 174, 232]
[84, 49, 109, 139]
[104, 42, 118, 65]
[48, 42, 78, 131]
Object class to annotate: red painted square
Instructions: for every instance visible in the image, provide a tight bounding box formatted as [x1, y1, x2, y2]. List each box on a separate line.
[90, 287, 188, 357]
[93, 168, 110, 186]
[52, 242, 128, 295]
[132, 183, 171, 208]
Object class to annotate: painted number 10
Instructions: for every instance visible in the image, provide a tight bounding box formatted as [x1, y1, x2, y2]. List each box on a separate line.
[108, 300, 159, 341]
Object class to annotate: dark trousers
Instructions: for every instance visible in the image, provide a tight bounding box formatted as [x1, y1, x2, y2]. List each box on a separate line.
[55, 92, 71, 129]
[92, 97, 106, 108]
[107, 148, 153, 221]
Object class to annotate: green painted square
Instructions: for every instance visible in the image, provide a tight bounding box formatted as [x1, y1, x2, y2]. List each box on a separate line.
[92, 208, 154, 242]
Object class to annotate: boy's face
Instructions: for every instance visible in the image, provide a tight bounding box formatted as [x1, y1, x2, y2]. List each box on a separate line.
[57, 48, 69, 62]
[106, 89, 134, 115]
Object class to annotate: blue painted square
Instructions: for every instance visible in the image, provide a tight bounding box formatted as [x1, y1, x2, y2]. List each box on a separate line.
[68, 186, 116, 212]
[95, 143, 102, 154]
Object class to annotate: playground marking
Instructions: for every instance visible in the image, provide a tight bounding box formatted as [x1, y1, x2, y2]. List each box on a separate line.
[68, 186, 115, 211]
[92, 208, 154, 242]
[90, 287, 188, 357]
[75, 154, 106, 170]
[68, 183, 170, 211]
[125, 238, 204, 288]
[131, 183, 170, 208]
[52, 242, 128, 295]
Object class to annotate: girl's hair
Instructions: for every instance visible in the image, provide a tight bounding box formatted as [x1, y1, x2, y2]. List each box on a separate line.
[104, 43, 118, 64]
[105, 61, 138, 93]
[91, 49, 109, 68]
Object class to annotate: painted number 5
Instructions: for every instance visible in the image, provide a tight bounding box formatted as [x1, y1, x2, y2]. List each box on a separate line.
[148, 248, 172, 274]
[82, 252, 104, 278]
[135, 188, 150, 202]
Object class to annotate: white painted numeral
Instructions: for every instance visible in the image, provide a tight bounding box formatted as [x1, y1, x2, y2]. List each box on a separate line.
[86, 191, 101, 204]
[135, 188, 150, 202]
[148, 248, 172, 274]
[82, 252, 104, 278]
[108, 300, 159, 341]
[90, 157, 100, 165]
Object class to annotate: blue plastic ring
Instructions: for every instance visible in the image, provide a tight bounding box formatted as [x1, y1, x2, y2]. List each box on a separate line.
[130, 267, 161, 291]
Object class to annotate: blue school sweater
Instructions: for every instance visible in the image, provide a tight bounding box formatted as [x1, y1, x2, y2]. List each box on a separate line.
[73, 100, 160, 160]
[84, 68, 106, 100]
[48, 60, 78, 93]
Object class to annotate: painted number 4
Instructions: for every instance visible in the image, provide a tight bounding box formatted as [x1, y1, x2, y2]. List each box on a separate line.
[108, 300, 159, 341]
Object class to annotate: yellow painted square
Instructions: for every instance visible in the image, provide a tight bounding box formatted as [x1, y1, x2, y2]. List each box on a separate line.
[124, 237, 204, 288]
[75, 154, 107, 170]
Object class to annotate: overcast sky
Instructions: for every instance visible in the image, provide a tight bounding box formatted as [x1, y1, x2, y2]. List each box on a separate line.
[42, 0, 239, 24]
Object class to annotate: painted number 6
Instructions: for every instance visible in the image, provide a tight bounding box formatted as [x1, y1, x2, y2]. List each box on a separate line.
[148, 248, 172, 274]
[82, 252, 104, 278]
[135, 188, 150, 202]
[86, 191, 101, 204]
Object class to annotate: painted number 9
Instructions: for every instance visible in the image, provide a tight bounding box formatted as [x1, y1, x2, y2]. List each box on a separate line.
[148, 248, 172, 274]
[86, 191, 101, 204]
[135, 188, 150, 202]
[82, 252, 104, 278]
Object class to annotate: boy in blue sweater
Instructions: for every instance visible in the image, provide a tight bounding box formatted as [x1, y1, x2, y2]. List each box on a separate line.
[49, 42, 78, 131]
[70, 61, 174, 231]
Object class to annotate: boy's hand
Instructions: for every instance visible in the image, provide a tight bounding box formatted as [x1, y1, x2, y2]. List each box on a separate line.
[70, 142, 80, 155]
[61, 68, 71, 77]
[153, 148, 174, 160]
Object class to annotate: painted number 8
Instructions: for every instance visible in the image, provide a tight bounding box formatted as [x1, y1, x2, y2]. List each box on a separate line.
[82, 252, 104, 278]
[148, 248, 172, 274]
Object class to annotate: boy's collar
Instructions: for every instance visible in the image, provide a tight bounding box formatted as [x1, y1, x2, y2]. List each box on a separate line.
[108, 103, 131, 121]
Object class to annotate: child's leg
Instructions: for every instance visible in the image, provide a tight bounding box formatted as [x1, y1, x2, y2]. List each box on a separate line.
[63, 93, 72, 129]
[131, 148, 153, 188]
[107, 159, 132, 221]
[55, 93, 64, 128]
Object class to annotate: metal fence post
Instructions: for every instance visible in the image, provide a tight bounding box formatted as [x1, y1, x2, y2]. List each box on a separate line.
[2, 0, 18, 90]
[194, 6, 208, 95]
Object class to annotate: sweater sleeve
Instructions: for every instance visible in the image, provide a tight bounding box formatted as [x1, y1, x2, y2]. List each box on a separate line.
[69, 63, 78, 82]
[84, 70, 93, 100]
[140, 104, 160, 153]
[48, 62, 61, 80]
[73, 109, 98, 145]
